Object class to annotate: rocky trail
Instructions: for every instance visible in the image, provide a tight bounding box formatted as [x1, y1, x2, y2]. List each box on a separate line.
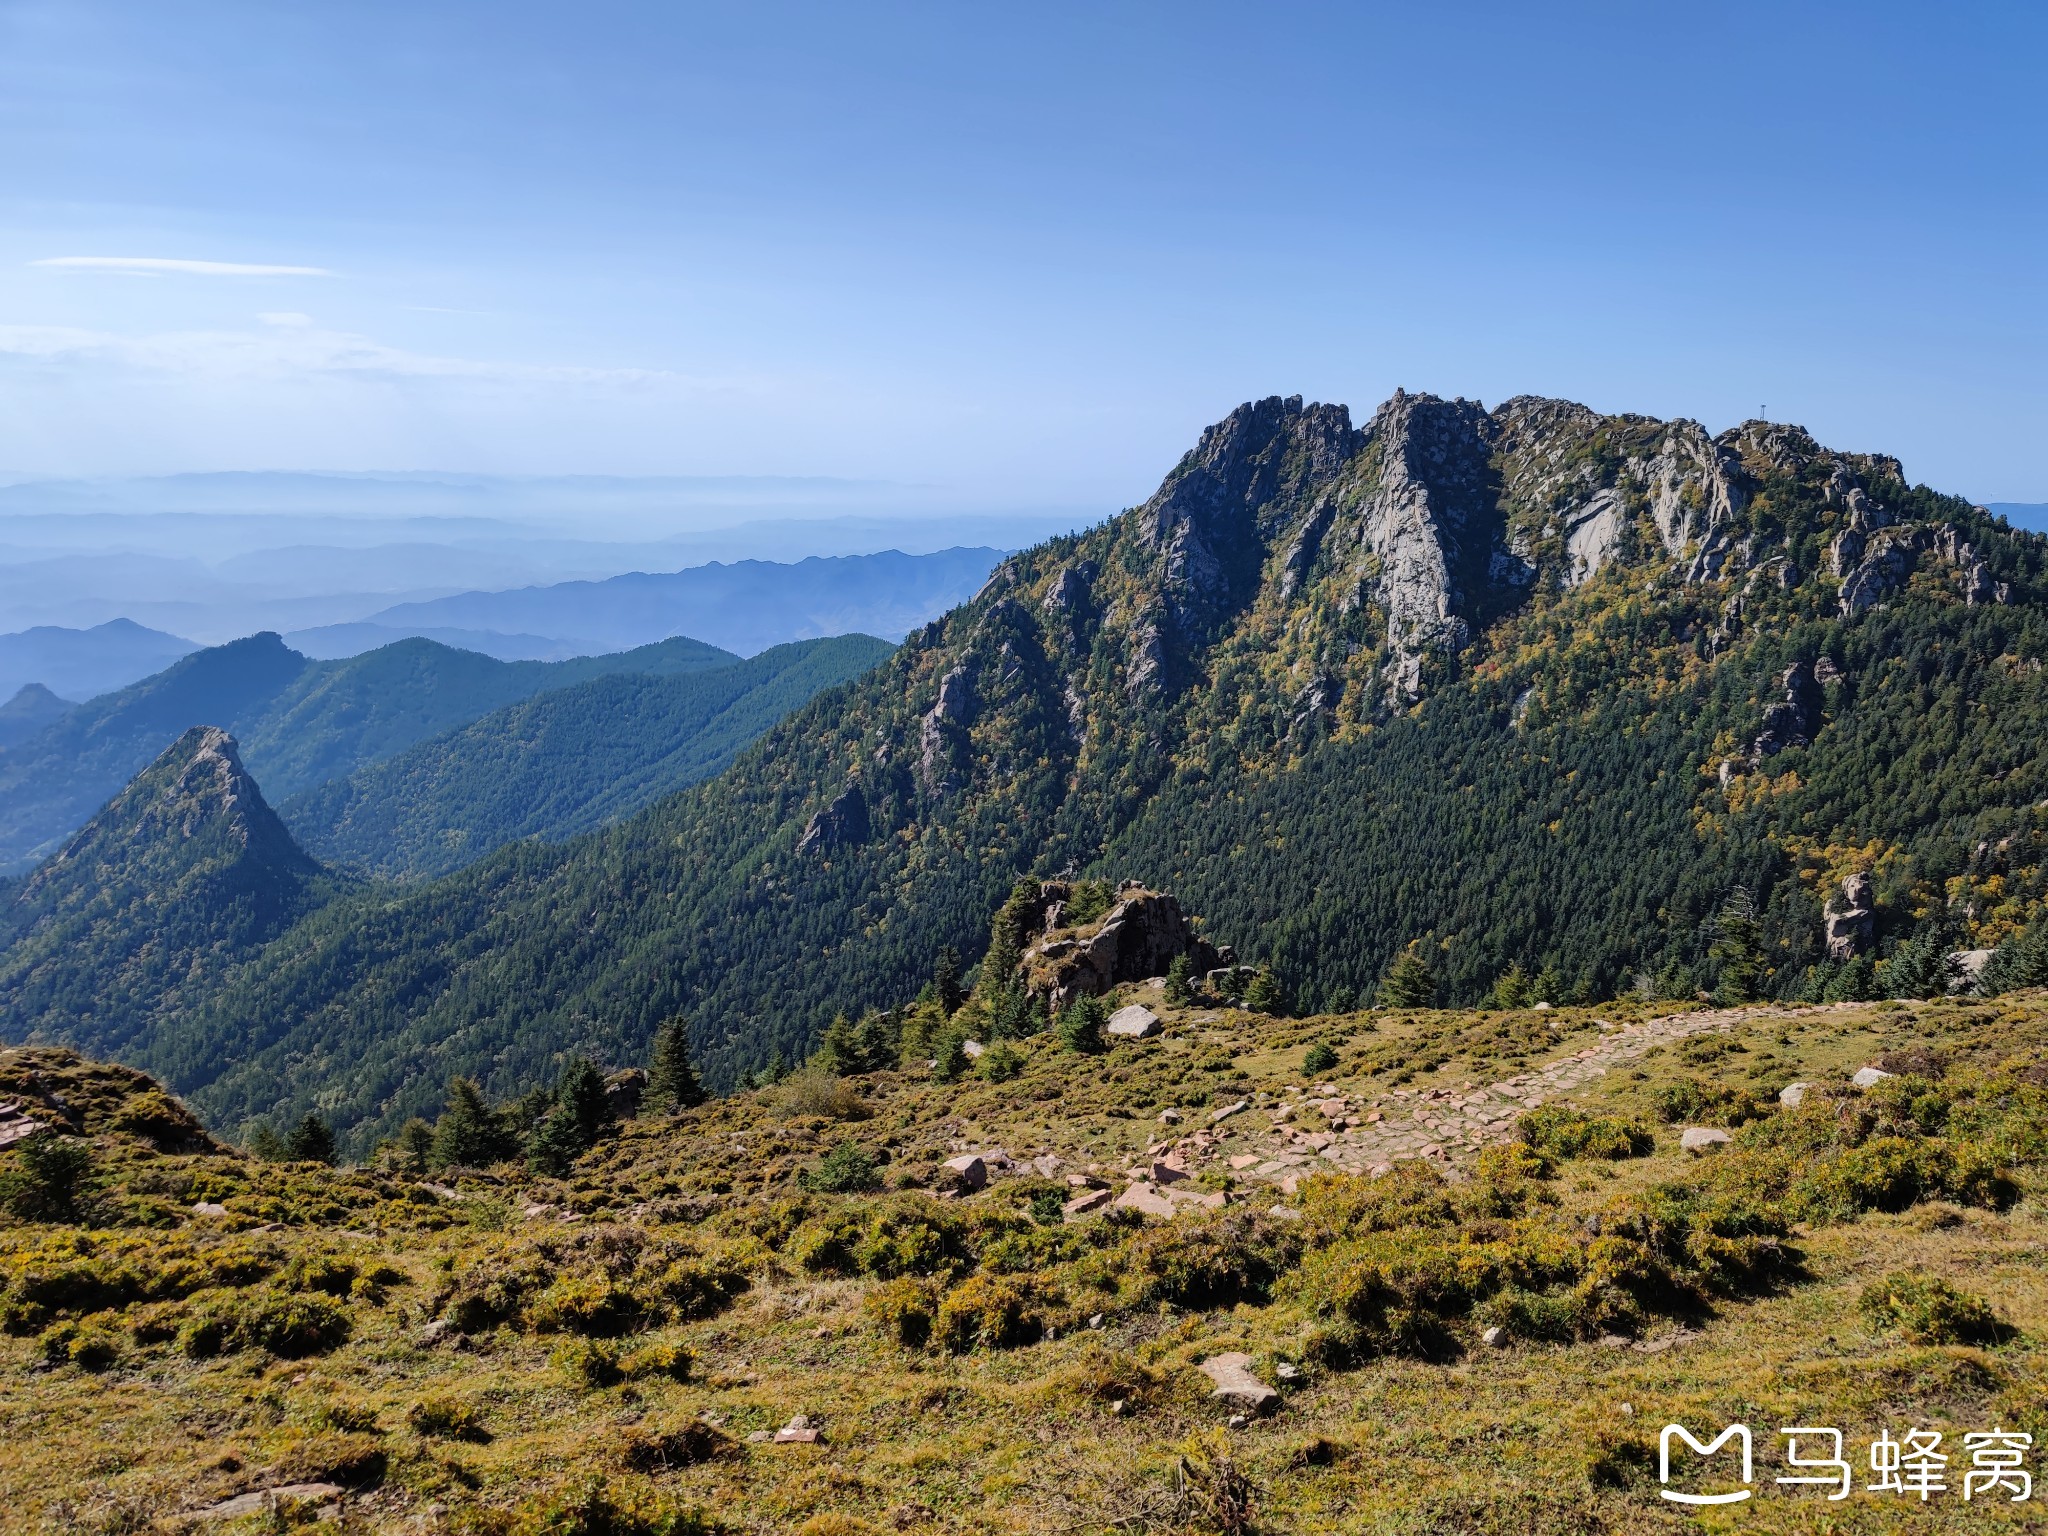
[1100, 1003, 1842, 1214]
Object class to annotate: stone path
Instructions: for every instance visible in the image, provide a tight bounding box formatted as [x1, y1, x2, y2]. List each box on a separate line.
[1134, 1004, 1829, 1196]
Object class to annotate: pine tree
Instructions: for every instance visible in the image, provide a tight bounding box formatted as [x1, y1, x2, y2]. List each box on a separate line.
[647, 1017, 706, 1110]
[1057, 994, 1106, 1054]
[396, 1117, 434, 1174]
[247, 1122, 288, 1161]
[1709, 890, 1765, 1005]
[932, 946, 965, 1015]
[285, 1113, 336, 1165]
[1244, 966, 1282, 1014]
[1302, 1040, 1338, 1075]
[431, 1077, 508, 1169]
[526, 1102, 584, 1178]
[1379, 943, 1437, 1009]
[977, 879, 1038, 1000]
[558, 1057, 610, 1147]
[817, 1013, 865, 1075]
[1489, 963, 1533, 1010]
[933, 1022, 972, 1082]
[1164, 954, 1195, 1006]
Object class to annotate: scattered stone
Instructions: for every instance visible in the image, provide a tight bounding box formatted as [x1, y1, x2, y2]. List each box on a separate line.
[746, 1430, 773, 1443]
[1679, 1127, 1733, 1154]
[1227, 1413, 1250, 1429]
[1032, 1153, 1063, 1177]
[942, 1154, 988, 1192]
[1210, 1100, 1248, 1124]
[1066, 1173, 1107, 1190]
[190, 1484, 343, 1522]
[1481, 1325, 1508, 1349]
[1532, 1001, 1553, 1011]
[961, 1039, 985, 1060]
[1779, 1082, 1810, 1109]
[1108, 1399, 1127, 1416]
[1107, 1005, 1163, 1039]
[1598, 1334, 1632, 1350]
[1087, 1313, 1105, 1330]
[1112, 1182, 1179, 1218]
[1267, 1204, 1302, 1221]
[1158, 1108, 1183, 1124]
[1149, 1159, 1189, 1185]
[190, 1201, 229, 1218]
[1063, 1188, 1112, 1217]
[1197, 1352, 1279, 1413]
[1852, 1065, 1894, 1089]
[1228, 1154, 1260, 1170]
[1274, 1362, 1305, 1383]
[773, 1414, 823, 1445]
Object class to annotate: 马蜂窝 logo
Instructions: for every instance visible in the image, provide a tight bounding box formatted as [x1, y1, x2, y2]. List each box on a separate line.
[1656, 1423, 2033, 1504]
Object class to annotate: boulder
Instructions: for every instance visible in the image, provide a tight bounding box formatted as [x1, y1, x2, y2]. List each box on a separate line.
[961, 1039, 986, 1059]
[773, 1414, 823, 1445]
[1824, 872, 1875, 961]
[1112, 1182, 1178, 1218]
[1209, 1100, 1248, 1124]
[942, 1154, 988, 1192]
[1148, 1159, 1189, 1185]
[1852, 1066, 1894, 1089]
[190, 1201, 229, 1218]
[1107, 1005, 1162, 1039]
[1951, 949, 1994, 990]
[190, 1484, 343, 1522]
[1679, 1127, 1732, 1154]
[603, 1068, 646, 1119]
[1778, 1082, 1809, 1109]
[1063, 1188, 1112, 1217]
[1197, 1353, 1279, 1413]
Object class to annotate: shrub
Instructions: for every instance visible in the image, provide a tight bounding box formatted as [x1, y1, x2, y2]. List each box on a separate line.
[801, 1141, 881, 1194]
[935, 1273, 1045, 1352]
[1474, 1141, 1551, 1182]
[980, 1041, 1025, 1082]
[528, 1275, 640, 1337]
[778, 1069, 869, 1121]
[620, 1340, 693, 1381]
[1111, 1213, 1299, 1310]
[39, 1316, 121, 1370]
[552, 1338, 623, 1389]
[241, 1293, 352, 1357]
[0, 1135, 93, 1222]
[865, 1277, 939, 1348]
[1518, 1106, 1654, 1161]
[1859, 1272, 2005, 1345]
[618, 1421, 735, 1472]
[1302, 1042, 1339, 1076]
[408, 1393, 491, 1440]
[274, 1253, 359, 1297]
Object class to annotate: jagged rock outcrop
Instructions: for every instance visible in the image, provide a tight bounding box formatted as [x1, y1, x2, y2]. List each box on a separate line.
[1015, 882, 1227, 1009]
[797, 778, 870, 855]
[1752, 662, 1825, 760]
[1825, 872, 1876, 961]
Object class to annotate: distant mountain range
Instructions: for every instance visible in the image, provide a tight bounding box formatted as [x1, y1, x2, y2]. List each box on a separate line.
[363, 547, 1007, 656]
[0, 630, 737, 873]
[283, 634, 892, 880]
[0, 618, 198, 703]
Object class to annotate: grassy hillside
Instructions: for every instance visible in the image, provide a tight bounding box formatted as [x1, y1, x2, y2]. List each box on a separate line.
[0, 632, 737, 873]
[282, 635, 893, 881]
[9, 992, 2048, 1532]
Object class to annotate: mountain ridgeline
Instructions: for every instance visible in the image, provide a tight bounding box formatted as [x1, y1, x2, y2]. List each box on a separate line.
[20, 390, 2048, 1154]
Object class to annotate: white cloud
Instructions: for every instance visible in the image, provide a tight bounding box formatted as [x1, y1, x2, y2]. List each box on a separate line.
[0, 319, 702, 389]
[30, 256, 333, 277]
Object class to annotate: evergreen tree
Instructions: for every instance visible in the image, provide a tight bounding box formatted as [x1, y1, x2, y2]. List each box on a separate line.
[853, 1009, 900, 1069]
[977, 879, 1038, 1000]
[1980, 919, 2048, 996]
[558, 1057, 610, 1147]
[1709, 890, 1765, 1004]
[285, 1113, 336, 1165]
[1379, 943, 1437, 1009]
[1057, 993, 1106, 1054]
[396, 1117, 435, 1174]
[932, 946, 965, 1015]
[431, 1076, 509, 1169]
[647, 1016, 707, 1109]
[816, 1012, 866, 1076]
[1489, 964, 1533, 1010]
[1824, 953, 1879, 1002]
[1164, 954, 1195, 1006]
[932, 1022, 972, 1082]
[1244, 966, 1282, 1014]
[526, 1102, 584, 1178]
[247, 1122, 288, 1161]
[0, 1134, 92, 1223]
[979, 1040, 1024, 1082]
[1302, 1040, 1338, 1075]
[1883, 925, 1961, 1000]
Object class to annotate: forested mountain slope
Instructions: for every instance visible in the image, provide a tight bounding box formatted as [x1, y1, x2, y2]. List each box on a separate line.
[0, 631, 737, 872]
[50, 392, 2048, 1149]
[0, 727, 335, 1054]
[281, 634, 893, 880]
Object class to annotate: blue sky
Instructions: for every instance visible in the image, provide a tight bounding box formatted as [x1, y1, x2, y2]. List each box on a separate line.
[0, 0, 2042, 505]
